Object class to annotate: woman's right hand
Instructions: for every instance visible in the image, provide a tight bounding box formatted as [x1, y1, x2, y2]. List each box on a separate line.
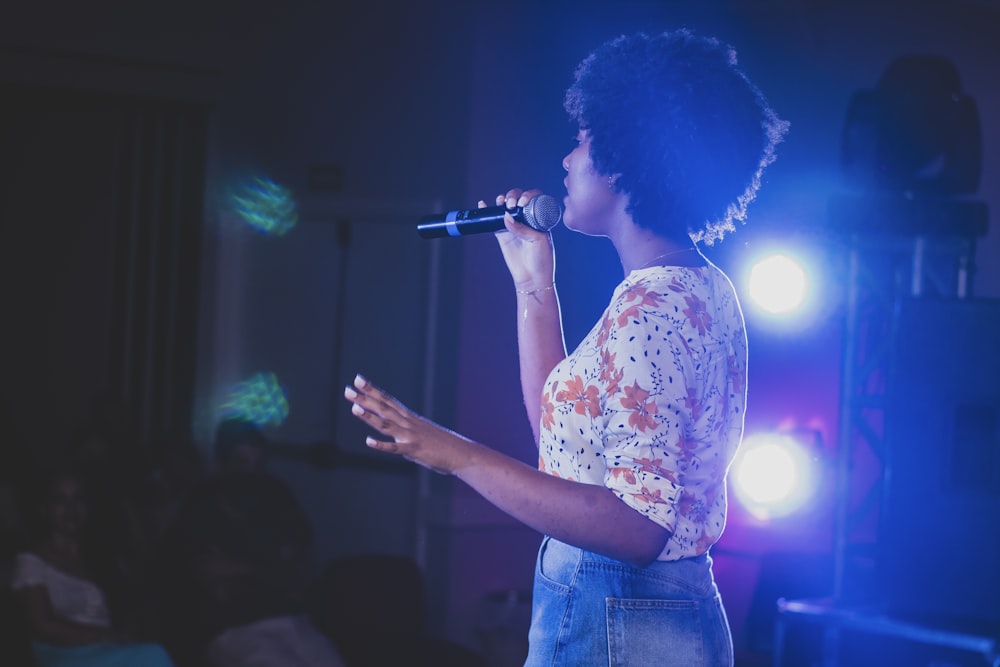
[483, 188, 556, 291]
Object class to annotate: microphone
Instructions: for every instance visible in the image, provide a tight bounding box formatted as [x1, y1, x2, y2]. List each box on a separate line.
[417, 194, 563, 238]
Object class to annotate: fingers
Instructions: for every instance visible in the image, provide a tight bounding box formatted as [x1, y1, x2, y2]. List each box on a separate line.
[342, 373, 470, 476]
[364, 435, 397, 454]
[347, 395, 392, 436]
[344, 376, 424, 464]
[518, 188, 544, 206]
[351, 374, 407, 417]
[502, 211, 530, 236]
[494, 188, 546, 209]
[485, 188, 550, 241]
[344, 374, 408, 437]
[502, 188, 523, 208]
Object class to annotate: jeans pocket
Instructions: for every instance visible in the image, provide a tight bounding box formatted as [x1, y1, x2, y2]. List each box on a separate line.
[607, 597, 723, 667]
[535, 538, 575, 594]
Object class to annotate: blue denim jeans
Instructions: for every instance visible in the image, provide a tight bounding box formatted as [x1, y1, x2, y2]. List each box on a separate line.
[525, 537, 734, 666]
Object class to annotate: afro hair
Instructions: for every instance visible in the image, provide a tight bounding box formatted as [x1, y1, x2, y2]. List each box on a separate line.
[564, 29, 788, 244]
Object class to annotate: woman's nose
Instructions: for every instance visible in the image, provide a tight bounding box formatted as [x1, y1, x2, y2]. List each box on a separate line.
[562, 155, 570, 172]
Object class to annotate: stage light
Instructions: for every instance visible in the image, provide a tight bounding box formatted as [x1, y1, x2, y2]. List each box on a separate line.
[729, 237, 841, 334]
[218, 372, 290, 428]
[732, 431, 819, 520]
[748, 253, 808, 315]
[228, 176, 299, 236]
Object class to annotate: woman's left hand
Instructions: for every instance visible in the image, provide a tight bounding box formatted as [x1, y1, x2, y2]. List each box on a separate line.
[343, 374, 478, 474]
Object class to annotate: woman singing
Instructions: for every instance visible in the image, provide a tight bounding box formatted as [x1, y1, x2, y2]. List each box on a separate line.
[344, 29, 787, 666]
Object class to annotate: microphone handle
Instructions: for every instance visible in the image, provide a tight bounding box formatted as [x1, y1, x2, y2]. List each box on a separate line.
[417, 206, 524, 238]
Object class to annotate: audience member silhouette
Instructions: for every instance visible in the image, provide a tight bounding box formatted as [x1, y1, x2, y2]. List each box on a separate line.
[59, 417, 158, 638]
[144, 426, 208, 548]
[156, 418, 345, 666]
[9, 463, 175, 667]
[212, 417, 268, 476]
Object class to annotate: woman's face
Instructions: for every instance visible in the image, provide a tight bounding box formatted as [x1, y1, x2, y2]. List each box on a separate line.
[561, 130, 621, 236]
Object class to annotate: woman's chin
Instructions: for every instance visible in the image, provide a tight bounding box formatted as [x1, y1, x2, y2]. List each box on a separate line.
[562, 217, 602, 237]
[561, 210, 578, 231]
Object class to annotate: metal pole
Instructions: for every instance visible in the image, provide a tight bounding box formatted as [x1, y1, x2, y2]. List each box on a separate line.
[833, 241, 861, 600]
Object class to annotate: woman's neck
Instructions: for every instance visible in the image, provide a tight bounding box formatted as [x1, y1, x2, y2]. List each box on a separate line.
[616, 230, 699, 274]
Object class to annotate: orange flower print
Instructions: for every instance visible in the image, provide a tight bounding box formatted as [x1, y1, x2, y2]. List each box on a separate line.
[678, 490, 709, 524]
[617, 307, 638, 328]
[606, 367, 624, 398]
[683, 293, 712, 336]
[620, 381, 659, 432]
[695, 529, 717, 553]
[598, 347, 616, 380]
[540, 391, 556, 432]
[556, 375, 602, 418]
[539, 455, 561, 479]
[599, 348, 624, 397]
[677, 432, 700, 463]
[631, 286, 667, 309]
[596, 315, 614, 347]
[630, 486, 670, 506]
[684, 387, 704, 422]
[616, 286, 667, 327]
[635, 457, 677, 483]
[609, 467, 638, 486]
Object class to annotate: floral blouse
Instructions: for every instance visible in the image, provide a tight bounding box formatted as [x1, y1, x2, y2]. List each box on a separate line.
[538, 264, 747, 560]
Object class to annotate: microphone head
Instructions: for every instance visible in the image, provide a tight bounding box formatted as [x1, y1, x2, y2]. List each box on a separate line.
[522, 194, 563, 232]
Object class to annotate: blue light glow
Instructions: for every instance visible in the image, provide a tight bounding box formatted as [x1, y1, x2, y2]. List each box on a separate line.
[218, 372, 290, 428]
[229, 177, 298, 236]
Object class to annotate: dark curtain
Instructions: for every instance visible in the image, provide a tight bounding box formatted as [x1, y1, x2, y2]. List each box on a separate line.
[0, 83, 208, 464]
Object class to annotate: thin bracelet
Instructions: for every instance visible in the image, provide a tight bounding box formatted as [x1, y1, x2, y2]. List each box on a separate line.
[516, 283, 555, 296]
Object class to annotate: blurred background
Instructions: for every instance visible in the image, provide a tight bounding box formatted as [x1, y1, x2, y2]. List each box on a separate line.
[1, 1, 998, 665]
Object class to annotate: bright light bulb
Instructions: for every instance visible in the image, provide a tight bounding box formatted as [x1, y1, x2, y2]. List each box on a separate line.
[736, 443, 798, 504]
[732, 432, 818, 520]
[748, 254, 808, 314]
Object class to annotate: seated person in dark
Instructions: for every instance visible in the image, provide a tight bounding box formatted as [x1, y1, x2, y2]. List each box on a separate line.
[156, 419, 344, 666]
[9, 464, 175, 667]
